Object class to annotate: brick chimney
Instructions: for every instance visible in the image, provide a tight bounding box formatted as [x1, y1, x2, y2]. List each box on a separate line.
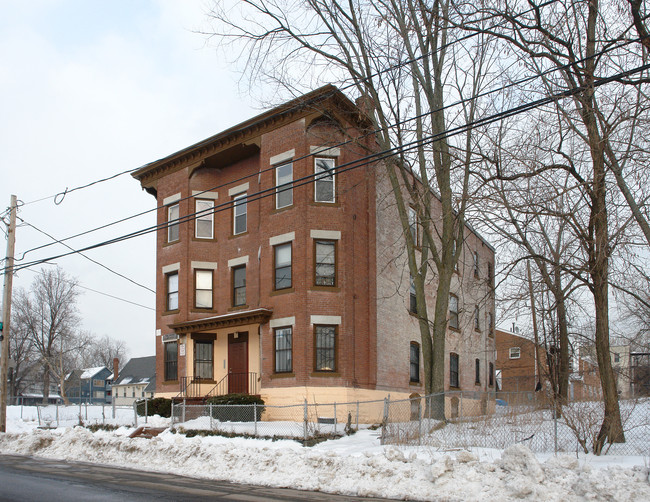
[355, 93, 375, 118]
[113, 358, 119, 382]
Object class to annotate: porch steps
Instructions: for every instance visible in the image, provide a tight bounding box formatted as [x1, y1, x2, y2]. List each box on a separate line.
[129, 426, 166, 439]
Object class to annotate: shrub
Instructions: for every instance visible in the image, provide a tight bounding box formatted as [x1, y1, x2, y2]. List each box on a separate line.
[205, 394, 265, 422]
[136, 397, 172, 418]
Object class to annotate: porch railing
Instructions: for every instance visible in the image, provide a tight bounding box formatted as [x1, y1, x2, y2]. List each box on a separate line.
[176, 373, 259, 399]
[206, 372, 259, 398]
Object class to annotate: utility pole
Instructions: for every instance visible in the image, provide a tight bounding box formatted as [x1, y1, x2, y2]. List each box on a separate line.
[0, 195, 17, 433]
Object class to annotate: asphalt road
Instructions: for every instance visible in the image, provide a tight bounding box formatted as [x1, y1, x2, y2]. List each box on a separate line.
[0, 454, 393, 502]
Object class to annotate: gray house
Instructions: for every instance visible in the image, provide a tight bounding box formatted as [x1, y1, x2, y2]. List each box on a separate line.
[112, 356, 156, 405]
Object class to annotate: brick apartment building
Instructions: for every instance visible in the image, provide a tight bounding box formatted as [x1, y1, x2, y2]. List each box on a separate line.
[495, 328, 601, 401]
[132, 85, 496, 408]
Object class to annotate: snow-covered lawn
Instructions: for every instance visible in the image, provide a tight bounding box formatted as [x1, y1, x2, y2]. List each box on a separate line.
[1, 405, 649, 501]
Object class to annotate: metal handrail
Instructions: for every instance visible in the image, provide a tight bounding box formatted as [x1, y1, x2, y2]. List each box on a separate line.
[175, 373, 259, 400]
[206, 372, 258, 397]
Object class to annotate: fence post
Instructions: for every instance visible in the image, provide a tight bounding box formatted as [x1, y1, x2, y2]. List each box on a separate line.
[253, 402, 258, 437]
[170, 402, 175, 430]
[303, 399, 308, 442]
[112, 395, 116, 419]
[85, 402, 88, 421]
[459, 392, 463, 422]
[356, 401, 359, 431]
[182, 398, 186, 424]
[554, 407, 558, 455]
[380, 396, 390, 445]
[133, 401, 138, 427]
[56, 402, 59, 427]
[418, 398, 422, 446]
[145, 398, 148, 425]
[333, 402, 337, 434]
[102, 404, 105, 424]
[209, 404, 213, 430]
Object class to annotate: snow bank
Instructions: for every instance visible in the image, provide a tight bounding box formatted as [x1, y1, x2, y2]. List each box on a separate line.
[1, 427, 648, 501]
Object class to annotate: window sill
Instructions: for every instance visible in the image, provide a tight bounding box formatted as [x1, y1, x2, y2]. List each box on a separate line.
[449, 386, 461, 391]
[270, 372, 295, 379]
[162, 309, 180, 316]
[270, 288, 294, 297]
[162, 380, 178, 385]
[162, 240, 180, 248]
[228, 304, 250, 312]
[311, 286, 341, 292]
[310, 371, 340, 377]
[310, 201, 340, 207]
[408, 310, 418, 317]
[229, 231, 249, 240]
[448, 326, 460, 332]
[409, 380, 421, 386]
[192, 236, 218, 243]
[271, 205, 293, 215]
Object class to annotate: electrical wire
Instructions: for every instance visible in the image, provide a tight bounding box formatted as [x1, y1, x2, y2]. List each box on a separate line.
[21, 267, 154, 311]
[13, 1, 559, 211]
[5, 59, 649, 276]
[18, 217, 155, 294]
[11, 32, 642, 264]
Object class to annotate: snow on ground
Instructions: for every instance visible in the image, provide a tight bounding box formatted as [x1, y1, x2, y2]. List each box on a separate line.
[1, 405, 649, 501]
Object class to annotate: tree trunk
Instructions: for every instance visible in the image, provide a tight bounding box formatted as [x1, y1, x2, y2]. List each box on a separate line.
[555, 268, 570, 405]
[42, 366, 50, 404]
[430, 268, 453, 419]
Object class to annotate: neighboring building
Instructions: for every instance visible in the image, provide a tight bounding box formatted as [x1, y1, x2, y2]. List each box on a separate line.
[495, 328, 544, 394]
[112, 356, 156, 405]
[569, 349, 601, 401]
[495, 328, 601, 401]
[610, 344, 632, 398]
[65, 366, 112, 404]
[16, 381, 61, 405]
[630, 352, 650, 396]
[132, 85, 496, 413]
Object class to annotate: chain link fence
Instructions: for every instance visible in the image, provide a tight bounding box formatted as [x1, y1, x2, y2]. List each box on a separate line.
[170, 398, 388, 440]
[17, 393, 650, 455]
[27, 401, 146, 428]
[381, 392, 650, 456]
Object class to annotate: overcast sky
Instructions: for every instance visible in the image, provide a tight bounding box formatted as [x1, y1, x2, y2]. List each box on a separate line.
[0, 0, 257, 360]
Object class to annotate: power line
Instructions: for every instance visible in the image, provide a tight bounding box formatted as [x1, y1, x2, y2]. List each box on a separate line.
[12, 1, 558, 214]
[18, 218, 155, 294]
[19, 166, 145, 207]
[5, 60, 649, 276]
[12, 32, 640, 264]
[21, 267, 154, 311]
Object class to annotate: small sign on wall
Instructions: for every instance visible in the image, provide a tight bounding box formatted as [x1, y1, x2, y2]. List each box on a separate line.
[179, 343, 186, 357]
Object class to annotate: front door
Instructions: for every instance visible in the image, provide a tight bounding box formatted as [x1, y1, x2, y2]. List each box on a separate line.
[228, 332, 248, 394]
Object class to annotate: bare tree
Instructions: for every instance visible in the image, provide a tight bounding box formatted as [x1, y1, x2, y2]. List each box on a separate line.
[481, 158, 583, 408]
[208, 0, 494, 414]
[12, 268, 84, 404]
[461, 0, 650, 451]
[6, 312, 38, 400]
[82, 334, 129, 370]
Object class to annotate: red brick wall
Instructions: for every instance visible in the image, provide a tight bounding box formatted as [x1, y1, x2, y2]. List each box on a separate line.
[151, 114, 379, 394]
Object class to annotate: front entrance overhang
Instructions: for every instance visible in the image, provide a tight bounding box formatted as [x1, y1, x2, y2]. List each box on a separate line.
[167, 308, 273, 335]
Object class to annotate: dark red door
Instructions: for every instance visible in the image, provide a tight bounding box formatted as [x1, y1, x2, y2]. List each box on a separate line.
[228, 332, 248, 394]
